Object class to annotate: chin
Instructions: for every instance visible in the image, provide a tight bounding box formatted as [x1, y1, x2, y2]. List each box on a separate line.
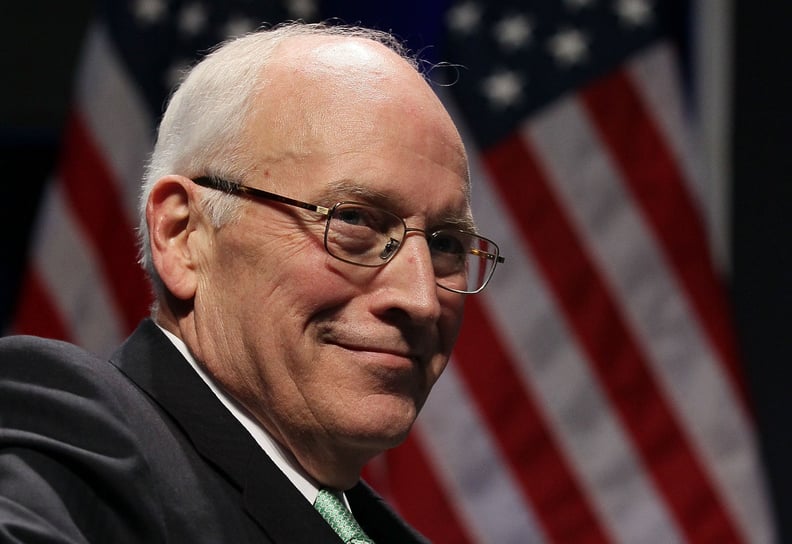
[346, 400, 418, 450]
[351, 427, 411, 456]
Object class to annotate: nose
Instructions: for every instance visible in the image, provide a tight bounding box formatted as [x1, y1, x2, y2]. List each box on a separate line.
[372, 232, 443, 323]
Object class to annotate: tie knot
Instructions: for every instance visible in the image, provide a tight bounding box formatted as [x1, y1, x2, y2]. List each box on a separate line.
[314, 488, 375, 544]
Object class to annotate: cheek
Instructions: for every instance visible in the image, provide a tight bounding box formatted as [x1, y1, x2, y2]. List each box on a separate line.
[213, 222, 335, 302]
[440, 295, 466, 350]
[422, 298, 465, 388]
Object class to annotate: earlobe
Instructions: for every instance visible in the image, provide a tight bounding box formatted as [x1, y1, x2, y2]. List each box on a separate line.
[147, 175, 203, 301]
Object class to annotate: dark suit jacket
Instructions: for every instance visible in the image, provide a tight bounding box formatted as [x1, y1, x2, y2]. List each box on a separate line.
[0, 319, 429, 543]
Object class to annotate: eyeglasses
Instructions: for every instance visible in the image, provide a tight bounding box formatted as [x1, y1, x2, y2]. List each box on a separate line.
[192, 176, 505, 294]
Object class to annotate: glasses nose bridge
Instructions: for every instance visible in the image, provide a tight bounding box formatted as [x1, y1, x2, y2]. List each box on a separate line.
[396, 226, 431, 256]
[382, 225, 440, 292]
[387, 226, 435, 268]
[403, 226, 428, 238]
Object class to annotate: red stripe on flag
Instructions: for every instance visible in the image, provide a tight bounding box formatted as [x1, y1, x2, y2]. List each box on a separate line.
[12, 266, 71, 341]
[455, 297, 610, 543]
[580, 70, 750, 411]
[483, 133, 743, 542]
[383, 433, 475, 544]
[58, 112, 151, 333]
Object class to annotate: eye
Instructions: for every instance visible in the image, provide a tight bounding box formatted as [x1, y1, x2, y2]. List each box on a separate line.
[336, 206, 371, 227]
[430, 231, 467, 255]
[332, 204, 403, 235]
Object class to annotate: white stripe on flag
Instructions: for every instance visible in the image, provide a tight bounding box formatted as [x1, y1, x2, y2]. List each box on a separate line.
[31, 181, 125, 355]
[690, 0, 735, 274]
[75, 24, 154, 221]
[627, 44, 703, 210]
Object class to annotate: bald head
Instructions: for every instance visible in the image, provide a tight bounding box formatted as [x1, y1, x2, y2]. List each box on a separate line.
[243, 34, 468, 189]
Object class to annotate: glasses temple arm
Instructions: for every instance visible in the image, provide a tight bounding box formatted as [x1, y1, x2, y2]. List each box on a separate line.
[470, 247, 506, 264]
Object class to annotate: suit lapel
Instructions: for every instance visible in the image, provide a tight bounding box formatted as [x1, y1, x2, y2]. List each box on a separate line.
[110, 320, 342, 543]
[348, 481, 430, 543]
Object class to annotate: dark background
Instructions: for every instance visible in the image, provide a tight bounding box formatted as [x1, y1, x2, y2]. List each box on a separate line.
[2, 1, 791, 540]
[731, 3, 792, 541]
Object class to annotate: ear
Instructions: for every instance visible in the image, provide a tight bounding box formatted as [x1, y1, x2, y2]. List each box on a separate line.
[146, 175, 205, 301]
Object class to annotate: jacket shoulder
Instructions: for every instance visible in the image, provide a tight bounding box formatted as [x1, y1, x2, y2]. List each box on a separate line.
[0, 334, 170, 541]
[0, 332, 252, 543]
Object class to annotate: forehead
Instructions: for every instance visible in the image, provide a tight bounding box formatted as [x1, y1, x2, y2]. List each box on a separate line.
[242, 34, 471, 222]
[245, 35, 464, 154]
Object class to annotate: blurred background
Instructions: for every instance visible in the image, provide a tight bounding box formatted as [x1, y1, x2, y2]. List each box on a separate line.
[1, 1, 790, 542]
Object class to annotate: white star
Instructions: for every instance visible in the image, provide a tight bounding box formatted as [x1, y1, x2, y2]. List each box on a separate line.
[615, 0, 654, 27]
[134, 0, 166, 25]
[287, 0, 318, 20]
[224, 16, 258, 38]
[565, 0, 595, 10]
[179, 3, 208, 36]
[494, 15, 534, 50]
[447, 1, 483, 34]
[481, 69, 524, 109]
[547, 28, 589, 66]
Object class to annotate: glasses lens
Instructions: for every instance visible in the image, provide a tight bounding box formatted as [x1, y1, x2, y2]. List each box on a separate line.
[325, 203, 405, 266]
[430, 230, 500, 294]
[325, 204, 501, 294]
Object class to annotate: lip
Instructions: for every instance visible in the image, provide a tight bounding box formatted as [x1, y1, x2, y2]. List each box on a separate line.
[329, 341, 422, 368]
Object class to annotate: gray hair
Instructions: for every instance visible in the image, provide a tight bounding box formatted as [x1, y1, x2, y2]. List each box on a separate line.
[137, 22, 419, 297]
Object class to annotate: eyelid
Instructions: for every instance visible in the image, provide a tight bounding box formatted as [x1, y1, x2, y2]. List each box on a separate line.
[316, 181, 392, 207]
[430, 218, 478, 234]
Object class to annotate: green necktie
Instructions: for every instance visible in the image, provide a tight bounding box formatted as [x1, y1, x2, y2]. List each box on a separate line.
[314, 488, 375, 544]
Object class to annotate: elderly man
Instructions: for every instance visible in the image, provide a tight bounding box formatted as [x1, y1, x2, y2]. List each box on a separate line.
[0, 22, 503, 543]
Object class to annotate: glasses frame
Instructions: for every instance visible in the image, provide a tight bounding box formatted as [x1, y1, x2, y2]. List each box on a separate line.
[191, 176, 504, 294]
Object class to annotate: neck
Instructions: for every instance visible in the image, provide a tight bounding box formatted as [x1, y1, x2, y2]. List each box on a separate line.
[262, 422, 377, 490]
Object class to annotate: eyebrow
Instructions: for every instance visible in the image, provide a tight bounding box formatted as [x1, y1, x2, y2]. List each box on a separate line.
[315, 180, 392, 207]
[316, 179, 477, 233]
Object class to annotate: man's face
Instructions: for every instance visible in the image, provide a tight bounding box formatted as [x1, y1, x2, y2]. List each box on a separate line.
[191, 38, 470, 479]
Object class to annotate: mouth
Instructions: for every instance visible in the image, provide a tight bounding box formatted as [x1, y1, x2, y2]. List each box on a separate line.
[330, 341, 422, 368]
[319, 331, 438, 399]
[315, 320, 437, 373]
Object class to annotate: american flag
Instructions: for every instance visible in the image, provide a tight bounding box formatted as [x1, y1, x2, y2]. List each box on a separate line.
[8, 0, 776, 542]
